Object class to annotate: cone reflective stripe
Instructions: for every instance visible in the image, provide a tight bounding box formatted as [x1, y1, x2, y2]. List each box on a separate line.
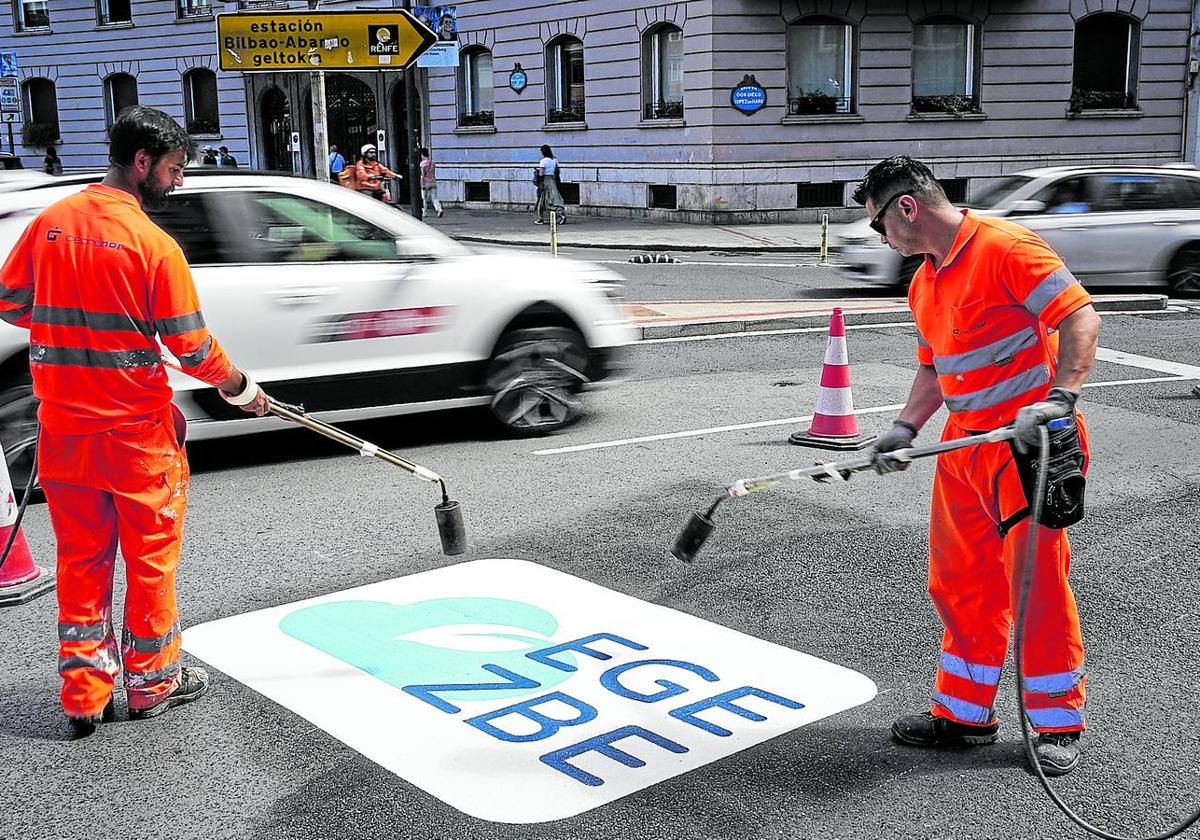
[0, 443, 54, 607]
[789, 307, 875, 451]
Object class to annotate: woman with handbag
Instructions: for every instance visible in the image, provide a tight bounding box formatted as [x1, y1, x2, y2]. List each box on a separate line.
[534, 144, 566, 225]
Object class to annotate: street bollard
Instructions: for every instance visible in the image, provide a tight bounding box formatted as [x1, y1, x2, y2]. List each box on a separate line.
[819, 213, 829, 266]
[550, 208, 558, 257]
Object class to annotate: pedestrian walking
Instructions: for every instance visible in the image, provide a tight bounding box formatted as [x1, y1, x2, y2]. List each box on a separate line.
[328, 144, 346, 183]
[200, 145, 217, 166]
[42, 145, 62, 176]
[419, 147, 443, 218]
[534, 144, 565, 226]
[862, 155, 1101, 777]
[217, 146, 238, 168]
[352, 144, 399, 202]
[0, 106, 270, 737]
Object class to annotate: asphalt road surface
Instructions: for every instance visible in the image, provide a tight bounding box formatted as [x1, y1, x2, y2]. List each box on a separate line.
[2, 255, 1199, 840]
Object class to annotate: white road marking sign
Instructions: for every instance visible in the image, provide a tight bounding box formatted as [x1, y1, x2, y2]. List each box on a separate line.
[183, 558, 877, 823]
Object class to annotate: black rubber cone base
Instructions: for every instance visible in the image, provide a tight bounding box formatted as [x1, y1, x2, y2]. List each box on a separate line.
[0, 566, 57, 607]
[788, 431, 876, 451]
[435, 500, 467, 556]
[669, 512, 715, 563]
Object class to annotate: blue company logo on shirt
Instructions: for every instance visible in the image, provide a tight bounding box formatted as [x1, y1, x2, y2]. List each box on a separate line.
[280, 596, 805, 788]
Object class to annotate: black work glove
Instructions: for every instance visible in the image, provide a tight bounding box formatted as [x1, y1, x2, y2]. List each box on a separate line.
[870, 420, 918, 474]
[1013, 387, 1080, 454]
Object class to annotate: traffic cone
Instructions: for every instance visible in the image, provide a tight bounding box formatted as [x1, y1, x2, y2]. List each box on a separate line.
[788, 307, 875, 451]
[0, 444, 53, 607]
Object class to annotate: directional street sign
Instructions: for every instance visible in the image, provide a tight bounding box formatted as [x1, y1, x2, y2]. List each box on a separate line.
[216, 10, 437, 72]
[0, 77, 19, 114]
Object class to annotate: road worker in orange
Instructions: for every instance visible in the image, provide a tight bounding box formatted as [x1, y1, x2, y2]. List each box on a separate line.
[860, 156, 1101, 777]
[352, 144, 400, 202]
[0, 106, 270, 736]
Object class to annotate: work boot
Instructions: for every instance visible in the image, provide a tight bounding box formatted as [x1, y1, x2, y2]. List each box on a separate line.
[891, 711, 999, 748]
[129, 666, 209, 720]
[68, 695, 115, 738]
[1030, 731, 1081, 776]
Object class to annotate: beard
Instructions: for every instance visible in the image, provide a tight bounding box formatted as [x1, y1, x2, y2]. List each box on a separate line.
[137, 176, 173, 210]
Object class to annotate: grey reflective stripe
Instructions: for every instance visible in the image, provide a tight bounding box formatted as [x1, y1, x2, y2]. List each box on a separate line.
[30, 344, 160, 369]
[58, 650, 118, 673]
[59, 621, 107, 642]
[1023, 267, 1078, 316]
[944, 364, 1049, 414]
[177, 335, 213, 367]
[122, 622, 180, 654]
[916, 331, 931, 349]
[0, 307, 28, 325]
[126, 661, 181, 687]
[0, 282, 32, 308]
[933, 327, 1038, 376]
[157, 311, 206, 336]
[32, 305, 153, 336]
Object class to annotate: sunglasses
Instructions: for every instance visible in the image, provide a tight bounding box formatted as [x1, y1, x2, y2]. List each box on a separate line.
[869, 193, 903, 236]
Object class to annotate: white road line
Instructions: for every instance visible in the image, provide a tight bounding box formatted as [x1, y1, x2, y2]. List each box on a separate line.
[1085, 376, 1192, 388]
[595, 259, 820, 268]
[640, 321, 914, 343]
[1094, 348, 1200, 378]
[533, 404, 906, 455]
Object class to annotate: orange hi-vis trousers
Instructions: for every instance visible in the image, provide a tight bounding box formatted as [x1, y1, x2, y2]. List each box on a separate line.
[43, 405, 189, 717]
[928, 413, 1090, 733]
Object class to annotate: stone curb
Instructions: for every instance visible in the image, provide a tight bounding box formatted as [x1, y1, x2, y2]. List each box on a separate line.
[633, 295, 1168, 340]
[452, 233, 823, 254]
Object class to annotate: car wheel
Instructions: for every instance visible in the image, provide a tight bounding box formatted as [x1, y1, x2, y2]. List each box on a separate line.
[0, 377, 39, 497]
[486, 327, 589, 435]
[897, 255, 924, 292]
[1166, 243, 1200, 297]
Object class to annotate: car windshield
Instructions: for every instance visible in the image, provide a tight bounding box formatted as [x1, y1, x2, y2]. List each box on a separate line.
[964, 175, 1034, 209]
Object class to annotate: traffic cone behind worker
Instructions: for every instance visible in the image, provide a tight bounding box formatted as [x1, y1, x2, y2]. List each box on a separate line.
[353, 144, 399, 202]
[788, 307, 873, 450]
[0, 440, 54, 607]
[0, 106, 271, 737]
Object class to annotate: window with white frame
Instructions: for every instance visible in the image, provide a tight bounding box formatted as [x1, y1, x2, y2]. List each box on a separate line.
[21, 78, 59, 142]
[1071, 13, 1140, 111]
[14, 0, 50, 30]
[912, 16, 980, 114]
[545, 36, 585, 124]
[642, 23, 684, 120]
[458, 47, 494, 127]
[96, 0, 131, 25]
[177, 0, 213, 19]
[104, 73, 139, 129]
[786, 16, 853, 115]
[184, 69, 220, 135]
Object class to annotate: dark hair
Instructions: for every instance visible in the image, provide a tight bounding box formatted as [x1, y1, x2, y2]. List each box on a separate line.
[218, 146, 229, 153]
[851, 155, 946, 208]
[540, 144, 553, 158]
[108, 106, 194, 168]
[420, 147, 430, 156]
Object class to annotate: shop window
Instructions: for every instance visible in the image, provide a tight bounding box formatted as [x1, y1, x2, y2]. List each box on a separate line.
[786, 16, 853, 115]
[184, 69, 220, 135]
[104, 73, 138, 129]
[642, 23, 684, 120]
[458, 47, 494, 127]
[546, 36, 585, 124]
[1071, 13, 1139, 112]
[912, 16, 981, 115]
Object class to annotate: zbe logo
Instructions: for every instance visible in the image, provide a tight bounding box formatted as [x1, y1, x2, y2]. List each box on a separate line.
[182, 559, 876, 823]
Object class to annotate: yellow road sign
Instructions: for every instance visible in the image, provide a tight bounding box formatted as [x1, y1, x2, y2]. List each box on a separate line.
[217, 10, 437, 72]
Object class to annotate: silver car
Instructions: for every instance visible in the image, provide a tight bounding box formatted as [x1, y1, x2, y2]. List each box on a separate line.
[836, 164, 1200, 295]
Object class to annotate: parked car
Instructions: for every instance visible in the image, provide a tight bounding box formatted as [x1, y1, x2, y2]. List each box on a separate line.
[835, 164, 1200, 295]
[0, 170, 634, 486]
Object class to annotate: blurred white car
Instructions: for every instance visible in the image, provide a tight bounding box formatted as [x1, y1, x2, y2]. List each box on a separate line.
[836, 164, 1200, 295]
[0, 171, 634, 484]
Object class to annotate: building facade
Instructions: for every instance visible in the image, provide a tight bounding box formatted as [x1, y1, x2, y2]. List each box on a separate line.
[2, 0, 1197, 222]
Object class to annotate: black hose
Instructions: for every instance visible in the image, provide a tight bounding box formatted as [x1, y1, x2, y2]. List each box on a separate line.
[1015, 425, 1200, 840]
[0, 436, 38, 572]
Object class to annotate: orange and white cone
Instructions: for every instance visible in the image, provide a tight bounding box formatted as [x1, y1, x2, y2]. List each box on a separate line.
[0, 445, 53, 607]
[788, 307, 875, 451]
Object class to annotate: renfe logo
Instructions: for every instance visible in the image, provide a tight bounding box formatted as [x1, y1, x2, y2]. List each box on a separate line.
[182, 559, 876, 823]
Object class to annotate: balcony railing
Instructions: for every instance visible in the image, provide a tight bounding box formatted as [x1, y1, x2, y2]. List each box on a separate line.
[787, 94, 852, 116]
[1069, 87, 1136, 112]
[911, 94, 981, 115]
[547, 105, 586, 124]
[458, 110, 494, 128]
[643, 100, 683, 120]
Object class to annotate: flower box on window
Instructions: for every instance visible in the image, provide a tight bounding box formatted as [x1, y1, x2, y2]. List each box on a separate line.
[459, 110, 494, 127]
[1068, 87, 1135, 112]
[788, 90, 852, 116]
[643, 100, 683, 120]
[547, 106, 585, 124]
[911, 95, 981, 115]
[186, 118, 219, 135]
[21, 121, 59, 147]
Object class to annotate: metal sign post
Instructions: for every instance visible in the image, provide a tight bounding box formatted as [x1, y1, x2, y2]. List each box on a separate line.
[311, 69, 329, 182]
[401, 0, 422, 219]
[0, 73, 20, 156]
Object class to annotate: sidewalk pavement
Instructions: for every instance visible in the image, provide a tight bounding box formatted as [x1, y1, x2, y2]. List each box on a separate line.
[623, 295, 1170, 339]
[423, 207, 829, 252]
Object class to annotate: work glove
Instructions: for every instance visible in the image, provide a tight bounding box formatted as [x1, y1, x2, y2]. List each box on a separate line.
[870, 420, 919, 474]
[1013, 387, 1080, 454]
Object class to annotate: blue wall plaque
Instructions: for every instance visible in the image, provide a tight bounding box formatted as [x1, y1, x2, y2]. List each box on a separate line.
[510, 63, 527, 94]
[731, 74, 766, 116]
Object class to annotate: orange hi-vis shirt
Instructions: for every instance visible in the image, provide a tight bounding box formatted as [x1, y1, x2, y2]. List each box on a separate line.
[909, 210, 1093, 431]
[0, 184, 235, 434]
